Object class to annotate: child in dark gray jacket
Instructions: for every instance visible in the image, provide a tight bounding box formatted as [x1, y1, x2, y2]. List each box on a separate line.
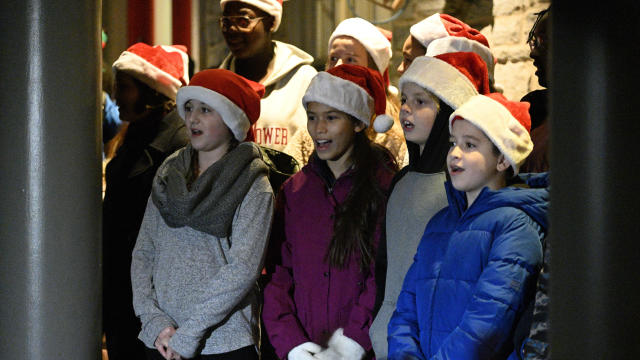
[131, 69, 274, 360]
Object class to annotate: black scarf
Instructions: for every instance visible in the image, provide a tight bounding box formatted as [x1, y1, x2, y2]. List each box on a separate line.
[151, 142, 268, 237]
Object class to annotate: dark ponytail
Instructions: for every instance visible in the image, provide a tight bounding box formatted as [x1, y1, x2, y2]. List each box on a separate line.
[327, 124, 398, 271]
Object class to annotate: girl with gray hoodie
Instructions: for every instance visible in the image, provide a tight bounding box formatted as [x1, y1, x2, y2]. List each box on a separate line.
[131, 69, 274, 360]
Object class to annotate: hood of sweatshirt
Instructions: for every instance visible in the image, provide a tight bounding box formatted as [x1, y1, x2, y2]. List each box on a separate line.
[220, 40, 314, 88]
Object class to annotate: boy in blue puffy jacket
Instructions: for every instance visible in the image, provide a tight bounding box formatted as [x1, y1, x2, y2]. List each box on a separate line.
[388, 93, 547, 360]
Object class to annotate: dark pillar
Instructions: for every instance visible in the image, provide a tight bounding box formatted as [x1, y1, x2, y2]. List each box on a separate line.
[0, 0, 102, 359]
[551, 3, 640, 359]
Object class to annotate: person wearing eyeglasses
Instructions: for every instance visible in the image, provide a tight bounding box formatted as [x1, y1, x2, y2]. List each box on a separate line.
[520, 7, 550, 174]
[510, 9, 551, 360]
[218, 0, 317, 166]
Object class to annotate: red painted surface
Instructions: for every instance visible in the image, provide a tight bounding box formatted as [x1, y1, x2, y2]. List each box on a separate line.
[172, 0, 192, 52]
[128, 0, 154, 45]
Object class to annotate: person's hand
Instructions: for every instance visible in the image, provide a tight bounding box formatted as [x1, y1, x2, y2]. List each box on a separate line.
[288, 342, 323, 360]
[167, 345, 183, 360]
[154, 326, 177, 360]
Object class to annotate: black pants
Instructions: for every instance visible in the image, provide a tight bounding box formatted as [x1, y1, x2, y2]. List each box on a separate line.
[145, 345, 259, 360]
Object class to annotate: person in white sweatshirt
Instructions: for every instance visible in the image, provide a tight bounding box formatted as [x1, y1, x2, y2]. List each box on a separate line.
[219, 0, 317, 165]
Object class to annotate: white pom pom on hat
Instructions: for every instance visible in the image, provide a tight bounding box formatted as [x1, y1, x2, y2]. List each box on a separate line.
[303, 64, 393, 133]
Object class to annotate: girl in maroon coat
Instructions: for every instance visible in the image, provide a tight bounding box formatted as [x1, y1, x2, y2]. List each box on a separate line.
[262, 64, 397, 360]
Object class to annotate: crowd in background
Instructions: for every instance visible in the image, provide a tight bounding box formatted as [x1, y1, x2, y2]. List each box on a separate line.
[101, 1, 551, 359]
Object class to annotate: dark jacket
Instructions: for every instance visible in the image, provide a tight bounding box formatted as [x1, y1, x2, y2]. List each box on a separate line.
[263, 153, 395, 359]
[388, 174, 548, 360]
[102, 109, 188, 340]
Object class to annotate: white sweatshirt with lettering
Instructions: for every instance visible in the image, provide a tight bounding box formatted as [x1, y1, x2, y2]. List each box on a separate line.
[220, 41, 317, 164]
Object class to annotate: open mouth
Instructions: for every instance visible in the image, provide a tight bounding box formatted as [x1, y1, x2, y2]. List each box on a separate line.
[401, 120, 414, 131]
[315, 139, 332, 150]
[190, 128, 203, 136]
[449, 165, 463, 175]
[225, 36, 244, 50]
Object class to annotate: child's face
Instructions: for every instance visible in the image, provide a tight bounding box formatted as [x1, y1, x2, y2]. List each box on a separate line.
[306, 102, 365, 164]
[327, 36, 370, 70]
[397, 35, 426, 75]
[400, 82, 439, 153]
[448, 119, 509, 206]
[184, 99, 234, 154]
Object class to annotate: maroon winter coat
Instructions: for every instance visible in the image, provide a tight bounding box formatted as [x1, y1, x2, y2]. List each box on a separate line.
[263, 154, 395, 359]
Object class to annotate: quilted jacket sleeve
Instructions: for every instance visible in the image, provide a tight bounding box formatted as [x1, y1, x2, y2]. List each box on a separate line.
[431, 212, 543, 360]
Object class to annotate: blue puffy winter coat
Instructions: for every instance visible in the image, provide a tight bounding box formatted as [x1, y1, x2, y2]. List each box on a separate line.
[388, 174, 548, 360]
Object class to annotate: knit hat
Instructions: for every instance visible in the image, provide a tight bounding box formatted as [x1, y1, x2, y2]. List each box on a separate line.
[410, 13, 495, 82]
[449, 93, 533, 174]
[112, 43, 189, 100]
[176, 69, 266, 142]
[302, 64, 393, 133]
[399, 52, 490, 109]
[220, 0, 284, 32]
[328, 18, 392, 79]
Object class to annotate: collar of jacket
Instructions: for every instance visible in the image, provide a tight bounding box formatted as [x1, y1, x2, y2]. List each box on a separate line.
[129, 110, 185, 178]
[306, 152, 356, 192]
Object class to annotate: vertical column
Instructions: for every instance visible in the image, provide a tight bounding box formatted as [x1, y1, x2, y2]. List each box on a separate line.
[0, 0, 102, 359]
[550, 3, 640, 359]
[173, 0, 192, 51]
[128, 0, 154, 44]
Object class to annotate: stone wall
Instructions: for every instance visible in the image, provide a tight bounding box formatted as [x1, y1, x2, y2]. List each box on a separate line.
[388, 0, 550, 100]
[200, 0, 551, 100]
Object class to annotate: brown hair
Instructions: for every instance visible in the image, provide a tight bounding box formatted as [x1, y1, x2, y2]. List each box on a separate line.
[326, 119, 397, 271]
[104, 75, 175, 159]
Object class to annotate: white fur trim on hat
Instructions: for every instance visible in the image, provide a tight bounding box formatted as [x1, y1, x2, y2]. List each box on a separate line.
[176, 86, 251, 141]
[409, 13, 449, 48]
[113, 50, 185, 100]
[302, 72, 374, 127]
[220, 0, 283, 32]
[329, 18, 392, 75]
[398, 56, 478, 109]
[426, 36, 495, 82]
[450, 95, 533, 174]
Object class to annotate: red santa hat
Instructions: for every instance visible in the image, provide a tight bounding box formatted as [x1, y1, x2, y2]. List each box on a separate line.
[450, 93, 533, 174]
[112, 43, 189, 100]
[220, 0, 284, 32]
[328, 18, 392, 81]
[410, 13, 495, 82]
[176, 69, 265, 142]
[398, 52, 490, 109]
[302, 64, 394, 133]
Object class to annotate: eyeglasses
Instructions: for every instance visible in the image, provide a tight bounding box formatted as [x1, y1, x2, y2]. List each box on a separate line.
[527, 34, 546, 51]
[527, 8, 549, 50]
[219, 15, 266, 32]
